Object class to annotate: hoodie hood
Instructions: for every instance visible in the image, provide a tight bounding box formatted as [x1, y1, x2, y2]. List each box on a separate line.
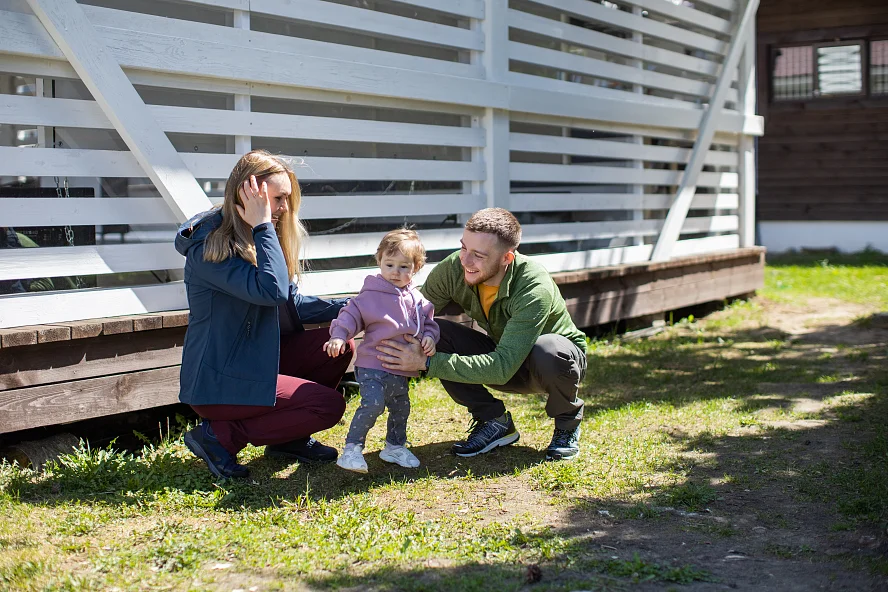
[360, 273, 413, 295]
[175, 208, 222, 257]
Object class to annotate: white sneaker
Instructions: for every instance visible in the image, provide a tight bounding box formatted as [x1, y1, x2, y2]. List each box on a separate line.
[379, 443, 420, 468]
[336, 443, 368, 473]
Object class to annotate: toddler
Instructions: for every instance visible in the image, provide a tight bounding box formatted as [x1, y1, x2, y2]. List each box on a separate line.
[324, 228, 439, 472]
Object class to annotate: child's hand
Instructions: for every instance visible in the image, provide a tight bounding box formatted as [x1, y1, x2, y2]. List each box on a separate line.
[421, 335, 436, 357]
[324, 338, 346, 358]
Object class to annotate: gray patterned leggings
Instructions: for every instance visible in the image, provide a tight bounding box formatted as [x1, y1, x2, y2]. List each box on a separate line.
[345, 367, 411, 446]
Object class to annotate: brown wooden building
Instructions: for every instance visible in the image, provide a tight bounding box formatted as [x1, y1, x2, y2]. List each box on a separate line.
[757, 0, 888, 252]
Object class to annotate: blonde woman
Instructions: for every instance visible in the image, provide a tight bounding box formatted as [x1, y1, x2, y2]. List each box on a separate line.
[175, 150, 353, 479]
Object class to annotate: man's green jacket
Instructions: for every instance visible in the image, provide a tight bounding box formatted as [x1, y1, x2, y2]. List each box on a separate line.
[421, 251, 587, 385]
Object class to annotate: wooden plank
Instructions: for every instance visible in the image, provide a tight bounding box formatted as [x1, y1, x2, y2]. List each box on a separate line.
[0, 328, 38, 348]
[616, 0, 732, 35]
[0, 366, 181, 433]
[509, 133, 739, 167]
[650, 0, 758, 261]
[506, 10, 722, 77]
[509, 162, 739, 188]
[508, 42, 718, 99]
[0, 329, 185, 391]
[0, 283, 188, 330]
[0, 147, 485, 182]
[0, 94, 486, 147]
[161, 311, 190, 328]
[25, 0, 212, 223]
[509, 192, 738, 212]
[0, 244, 185, 281]
[68, 320, 104, 340]
[81, 4, 482, 79]
[249, 0, 484, 51]
[174, 0, 486, 18]
[521, 0, 727, 56]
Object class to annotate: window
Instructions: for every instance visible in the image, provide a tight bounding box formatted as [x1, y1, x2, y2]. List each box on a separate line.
[771, 39, 887, 101]
[873, 40, 888, 96]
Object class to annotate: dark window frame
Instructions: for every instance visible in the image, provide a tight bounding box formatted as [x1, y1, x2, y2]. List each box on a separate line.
[769, 38, 887, 103]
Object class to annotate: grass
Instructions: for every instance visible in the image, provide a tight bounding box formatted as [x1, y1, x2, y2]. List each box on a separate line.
[1, 250, 887, 590]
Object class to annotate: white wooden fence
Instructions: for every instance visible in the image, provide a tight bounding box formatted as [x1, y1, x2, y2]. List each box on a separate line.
[0, 0, 761, 329]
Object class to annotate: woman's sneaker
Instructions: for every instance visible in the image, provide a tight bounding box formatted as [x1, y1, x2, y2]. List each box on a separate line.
[336, 443, 368, 473]
[379, 443, 420, 468]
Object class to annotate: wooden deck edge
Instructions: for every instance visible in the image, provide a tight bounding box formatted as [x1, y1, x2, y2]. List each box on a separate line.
[0, 249, 765, 349]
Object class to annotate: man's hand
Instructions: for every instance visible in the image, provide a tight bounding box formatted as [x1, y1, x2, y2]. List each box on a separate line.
[323, 337, 347, 358]
[377, 334, 428, 372]
[421, 335, 436, 357]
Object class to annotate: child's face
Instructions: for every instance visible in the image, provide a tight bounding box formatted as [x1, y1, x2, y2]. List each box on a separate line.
[379, 251, 416, 289]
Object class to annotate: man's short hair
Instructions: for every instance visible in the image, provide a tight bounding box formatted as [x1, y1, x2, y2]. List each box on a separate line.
[464, 208, 522, 251]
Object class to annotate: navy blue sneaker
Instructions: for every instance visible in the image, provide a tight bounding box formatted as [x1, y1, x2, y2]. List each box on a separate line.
[184, 422, 249, 479]
[452, 411, 520, 457]
[545, 425, 581, 461]
[265, 437, 338, 463]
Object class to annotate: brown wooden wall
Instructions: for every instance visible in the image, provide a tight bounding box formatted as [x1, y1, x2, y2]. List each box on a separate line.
[756, 0, 888, 222]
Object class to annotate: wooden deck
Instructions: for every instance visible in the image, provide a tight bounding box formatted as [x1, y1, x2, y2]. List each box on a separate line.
[0, 247, 765, 435]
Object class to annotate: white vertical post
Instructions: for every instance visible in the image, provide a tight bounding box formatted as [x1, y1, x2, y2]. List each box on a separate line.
[650, 0, 760, 261]
[630, 6, 645, 246]
[233, 9, 251, 156]
[35, 78, 48, 148]
[737, 12, 757, 248]
[481, 0, 509, 210]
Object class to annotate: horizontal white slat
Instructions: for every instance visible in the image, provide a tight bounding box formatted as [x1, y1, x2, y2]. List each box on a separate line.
[300, 193, 486, 219]
[0, 198, 178, 226]
[304, 216, 736, 259]
[510, 133, 739, 167]
[0, 9, 756, 136]
[0, 244, 183, 281]
[510, 162, 739, 189]
[509, 42, 715, 99]
[509, 112, 745, 146]
[82, 5, 481, 79]
[520, 0, 726, 56]
[507, 10, 721, 79]
[249, 0, 483, 51]
[672, 233, 740, 256]
[617, 0, 732, 35]
[507, 71, 685, 110]
[0, 94, 484, 148]
[0, 148, 485, 181]
[0, 283, 187, 329]
[680, 0, 737, 14]
[508, 192, 739, 212]
[170, 0, 485, 19]
[1, 194, 487, 227]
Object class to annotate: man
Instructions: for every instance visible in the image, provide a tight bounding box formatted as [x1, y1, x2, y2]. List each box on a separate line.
[377, 208, 587, 461]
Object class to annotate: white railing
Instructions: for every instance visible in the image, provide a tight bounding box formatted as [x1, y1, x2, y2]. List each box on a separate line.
[0, 0, 761, 329]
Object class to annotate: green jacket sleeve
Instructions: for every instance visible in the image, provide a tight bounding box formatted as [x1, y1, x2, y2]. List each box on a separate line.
[429, 282, 551, 385]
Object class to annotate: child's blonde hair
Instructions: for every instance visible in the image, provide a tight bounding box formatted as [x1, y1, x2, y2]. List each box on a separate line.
[375, 228, 426, 272]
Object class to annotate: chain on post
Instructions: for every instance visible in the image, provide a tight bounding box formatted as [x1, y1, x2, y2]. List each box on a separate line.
[55, 175, 86, 288]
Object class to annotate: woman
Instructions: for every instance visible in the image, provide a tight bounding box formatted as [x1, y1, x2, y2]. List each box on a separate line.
[175, 150, 353, 479]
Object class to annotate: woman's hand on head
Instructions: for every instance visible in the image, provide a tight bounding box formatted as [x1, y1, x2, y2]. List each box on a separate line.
[236, 175, 273, 228]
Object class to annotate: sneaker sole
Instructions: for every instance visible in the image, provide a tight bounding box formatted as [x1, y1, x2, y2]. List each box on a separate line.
[545, 449, 580, 462]
[184, 432, 226, 479]
[453, 431, 520, 458]
[379, 451, 420, 468]
[336, 460, 369, 474]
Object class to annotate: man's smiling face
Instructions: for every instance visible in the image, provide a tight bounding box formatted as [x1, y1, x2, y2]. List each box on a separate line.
[458, 230, 509, 287]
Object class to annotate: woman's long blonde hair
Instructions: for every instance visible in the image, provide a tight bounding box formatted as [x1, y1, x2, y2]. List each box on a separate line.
[203, 150, 307, 280]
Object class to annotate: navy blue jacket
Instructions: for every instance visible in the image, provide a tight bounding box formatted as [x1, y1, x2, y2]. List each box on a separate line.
[175, 210, 346, 406]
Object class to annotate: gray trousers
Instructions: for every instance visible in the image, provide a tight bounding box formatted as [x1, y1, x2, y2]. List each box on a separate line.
[346, 367, 411, 446]
[436, 319, 587, 430]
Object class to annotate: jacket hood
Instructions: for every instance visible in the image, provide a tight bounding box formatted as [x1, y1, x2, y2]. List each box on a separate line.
[175, 208, 222, 257]
[361, 273, 412, 294]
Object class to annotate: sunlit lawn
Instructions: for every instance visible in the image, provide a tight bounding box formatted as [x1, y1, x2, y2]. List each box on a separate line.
[1, 250, 886, 590]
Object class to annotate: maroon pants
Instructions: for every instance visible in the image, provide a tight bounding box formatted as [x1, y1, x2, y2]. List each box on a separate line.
[191, 328, 354, 455]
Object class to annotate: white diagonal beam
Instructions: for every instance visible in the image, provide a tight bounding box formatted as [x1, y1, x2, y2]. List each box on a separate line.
[650, 0, 759, 262]
[26, 0, 212, 222]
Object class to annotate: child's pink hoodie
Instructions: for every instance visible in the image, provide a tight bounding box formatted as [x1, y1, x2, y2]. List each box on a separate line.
[330, 274, 440, 377]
